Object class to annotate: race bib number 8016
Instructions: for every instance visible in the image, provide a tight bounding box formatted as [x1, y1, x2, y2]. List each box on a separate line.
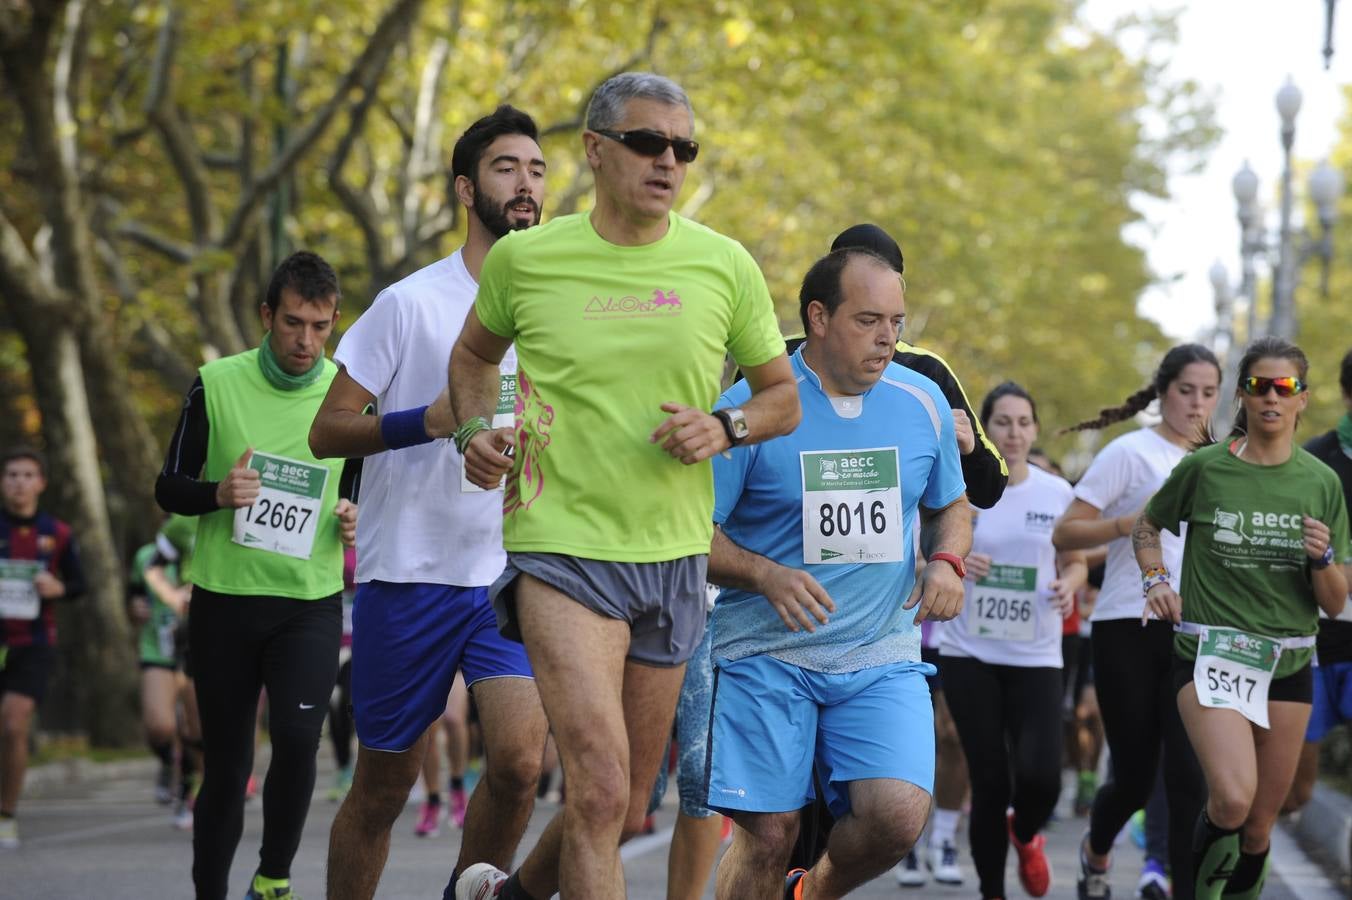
[800, 448, 903, 565]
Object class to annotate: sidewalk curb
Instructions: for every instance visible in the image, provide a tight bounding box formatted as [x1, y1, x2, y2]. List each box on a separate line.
[24, 757, 158, 798]
[1294, 782, 1352, 883]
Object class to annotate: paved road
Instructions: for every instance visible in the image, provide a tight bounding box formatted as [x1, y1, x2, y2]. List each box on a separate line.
[3, 755, 1344, 898]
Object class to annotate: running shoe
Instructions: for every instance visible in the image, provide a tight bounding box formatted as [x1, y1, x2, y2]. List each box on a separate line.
[1075, 771, 1097, 817]
[415, 798, 442, 838]
[243, 873, 296, 899]
[449, 786, 468, 828]
[173, 799, 194, 831]
[1078, 833, 1112, 900]
[327, 765, 353, 802]
[720, 815, 734, 844]
[454, 862, 507, 899]
[0, 817, 17, 849]
[244, 774, 259, 802]
[155, 760, 174, 805]
[930, 840, 964, 885]
[1128, 809, 1146, 850]
[783, 867, 807, 900]
[1135, 858, 1169, 900]
[1008, 811, 1051, 897]
[893, 849, 926, 887]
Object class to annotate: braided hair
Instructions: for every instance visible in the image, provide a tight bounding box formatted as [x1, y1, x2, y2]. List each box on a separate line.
[1062, 343, 1220, 434]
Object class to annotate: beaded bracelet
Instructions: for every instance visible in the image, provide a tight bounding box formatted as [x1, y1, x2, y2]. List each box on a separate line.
[453, 416, 490, 455]
[1141, 565, 1170, 595]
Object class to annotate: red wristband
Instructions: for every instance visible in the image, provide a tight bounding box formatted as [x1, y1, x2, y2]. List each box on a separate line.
[929, 552, 966, 579]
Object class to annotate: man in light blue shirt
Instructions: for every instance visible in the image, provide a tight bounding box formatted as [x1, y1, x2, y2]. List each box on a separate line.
[707, 247, 972, 900]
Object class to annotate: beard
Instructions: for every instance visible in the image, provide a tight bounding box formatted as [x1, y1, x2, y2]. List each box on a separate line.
[474, 187, 540, 239]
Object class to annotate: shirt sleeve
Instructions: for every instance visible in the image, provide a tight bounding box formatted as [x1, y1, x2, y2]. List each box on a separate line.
[474, 236, 517, 339]
[899, 350, 1009, 509]
[920, 380, 967, 511]
[154, 377, 220, 516]
[333, 288, 404, 402]
[55, 531, 86, 601]
[1144, 451, 1200, 537]
[1073, 438, 1131, 513]
[724, 244, 785, 370]
[712, 387, 756, 525]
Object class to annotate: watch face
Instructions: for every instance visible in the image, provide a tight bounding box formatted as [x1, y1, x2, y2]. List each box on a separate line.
[730, 412, 750, 438]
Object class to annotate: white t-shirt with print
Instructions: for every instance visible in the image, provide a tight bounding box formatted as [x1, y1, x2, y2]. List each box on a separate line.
[1074, 427, 1186, 622]
[941, 466, 1074, 668]
[334, 250, 516, 587]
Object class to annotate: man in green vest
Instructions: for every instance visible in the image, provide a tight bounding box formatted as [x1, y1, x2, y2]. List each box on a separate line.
[156, 250, 357, 900]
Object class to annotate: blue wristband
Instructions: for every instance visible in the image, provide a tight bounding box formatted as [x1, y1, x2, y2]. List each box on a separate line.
[379, 405, 433, 450]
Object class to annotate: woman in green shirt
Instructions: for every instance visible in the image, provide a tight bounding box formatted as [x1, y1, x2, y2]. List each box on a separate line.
[1134, 337, 1350, 900]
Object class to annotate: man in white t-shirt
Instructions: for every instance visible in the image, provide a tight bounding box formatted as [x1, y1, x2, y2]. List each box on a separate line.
[309, 105, 549, 900]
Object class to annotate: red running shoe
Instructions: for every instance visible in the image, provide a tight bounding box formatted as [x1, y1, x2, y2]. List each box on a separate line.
[1008, 811, 1051, 896]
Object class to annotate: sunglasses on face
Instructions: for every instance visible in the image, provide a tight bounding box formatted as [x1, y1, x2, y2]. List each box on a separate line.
[1239, 376, 1306, 397]
[594, 129, 699, 163]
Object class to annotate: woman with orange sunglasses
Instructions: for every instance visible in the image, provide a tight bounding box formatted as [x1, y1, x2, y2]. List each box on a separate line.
[1133, 337, 1350, 900]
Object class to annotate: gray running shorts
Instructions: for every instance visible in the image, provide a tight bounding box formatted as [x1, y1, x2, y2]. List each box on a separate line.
[490, 552, 709, 667]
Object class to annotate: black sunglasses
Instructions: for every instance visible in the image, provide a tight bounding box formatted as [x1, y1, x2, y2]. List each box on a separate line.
[594, 129, 699, 163]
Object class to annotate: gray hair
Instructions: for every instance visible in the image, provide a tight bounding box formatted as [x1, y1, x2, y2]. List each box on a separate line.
[585, 72, 693, 133]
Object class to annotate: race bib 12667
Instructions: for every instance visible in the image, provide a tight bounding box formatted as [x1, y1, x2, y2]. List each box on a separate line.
[800, 448, 903, 565]
[232, 451, 331, 560]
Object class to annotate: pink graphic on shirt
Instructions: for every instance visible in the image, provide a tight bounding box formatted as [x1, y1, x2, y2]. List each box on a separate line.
[651, 289, 682, 308]
[504, 369, 553, 517]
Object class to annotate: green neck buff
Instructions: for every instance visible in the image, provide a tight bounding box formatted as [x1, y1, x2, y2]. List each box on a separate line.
[1337, 413, 1352, 456]
[258, 332, 324, 391]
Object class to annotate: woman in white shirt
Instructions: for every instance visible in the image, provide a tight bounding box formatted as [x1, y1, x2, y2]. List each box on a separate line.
[1052, 343, 1221, 900]
[940, 382, 1086, 900]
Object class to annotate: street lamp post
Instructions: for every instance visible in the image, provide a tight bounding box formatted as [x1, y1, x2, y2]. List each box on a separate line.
[1228, 78, 1343, 342]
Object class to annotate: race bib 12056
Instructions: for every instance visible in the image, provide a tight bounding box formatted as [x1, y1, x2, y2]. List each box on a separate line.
[969, 564, 1038, 642]
[800, 448, 903, 565]
[232, 451, 331, 560]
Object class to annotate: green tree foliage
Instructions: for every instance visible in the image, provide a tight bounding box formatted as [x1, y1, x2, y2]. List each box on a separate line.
[0, 0, 1216, 739]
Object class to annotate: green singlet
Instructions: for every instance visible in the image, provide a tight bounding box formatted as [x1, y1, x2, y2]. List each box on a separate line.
[131, 543, 181, 667]
[1146, 440, 1352, 678]
[474, 211, 784, 562]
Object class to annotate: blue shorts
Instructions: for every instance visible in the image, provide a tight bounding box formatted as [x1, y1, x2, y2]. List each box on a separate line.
[649, 622, 716, 819]
[1307, 659, 1352, 742]
[351, 581, 533, 752]
[705, 656, 934, 818]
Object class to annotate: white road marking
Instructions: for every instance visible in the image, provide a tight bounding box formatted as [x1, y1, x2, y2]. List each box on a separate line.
[1270, 821, 1345, 900]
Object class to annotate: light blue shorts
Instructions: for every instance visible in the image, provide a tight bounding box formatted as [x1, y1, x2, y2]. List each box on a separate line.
[705, 655, 934, 818]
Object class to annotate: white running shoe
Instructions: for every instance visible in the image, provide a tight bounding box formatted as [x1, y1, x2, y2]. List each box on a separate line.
[930, 841, 965, 885]
[0, 817, 17, 849]
[894, 849, 927, 887]
[455, 862, 509, 900]
[172, 801, 194, 831]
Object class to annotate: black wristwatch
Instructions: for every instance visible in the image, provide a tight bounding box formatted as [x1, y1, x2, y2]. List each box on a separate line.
[713, 407, 750, 446]
[1312, 544, 1335, 570]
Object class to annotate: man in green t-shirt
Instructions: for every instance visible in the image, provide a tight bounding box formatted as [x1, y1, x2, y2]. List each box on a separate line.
[449, 72, 800, 900]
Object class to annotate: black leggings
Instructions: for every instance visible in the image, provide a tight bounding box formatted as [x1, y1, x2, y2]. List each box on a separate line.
[1090, 619, 1205, 900]
[328, 656, 354, 769]
[189, 587, 341, 900]
[940, 656, 1063, 900]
